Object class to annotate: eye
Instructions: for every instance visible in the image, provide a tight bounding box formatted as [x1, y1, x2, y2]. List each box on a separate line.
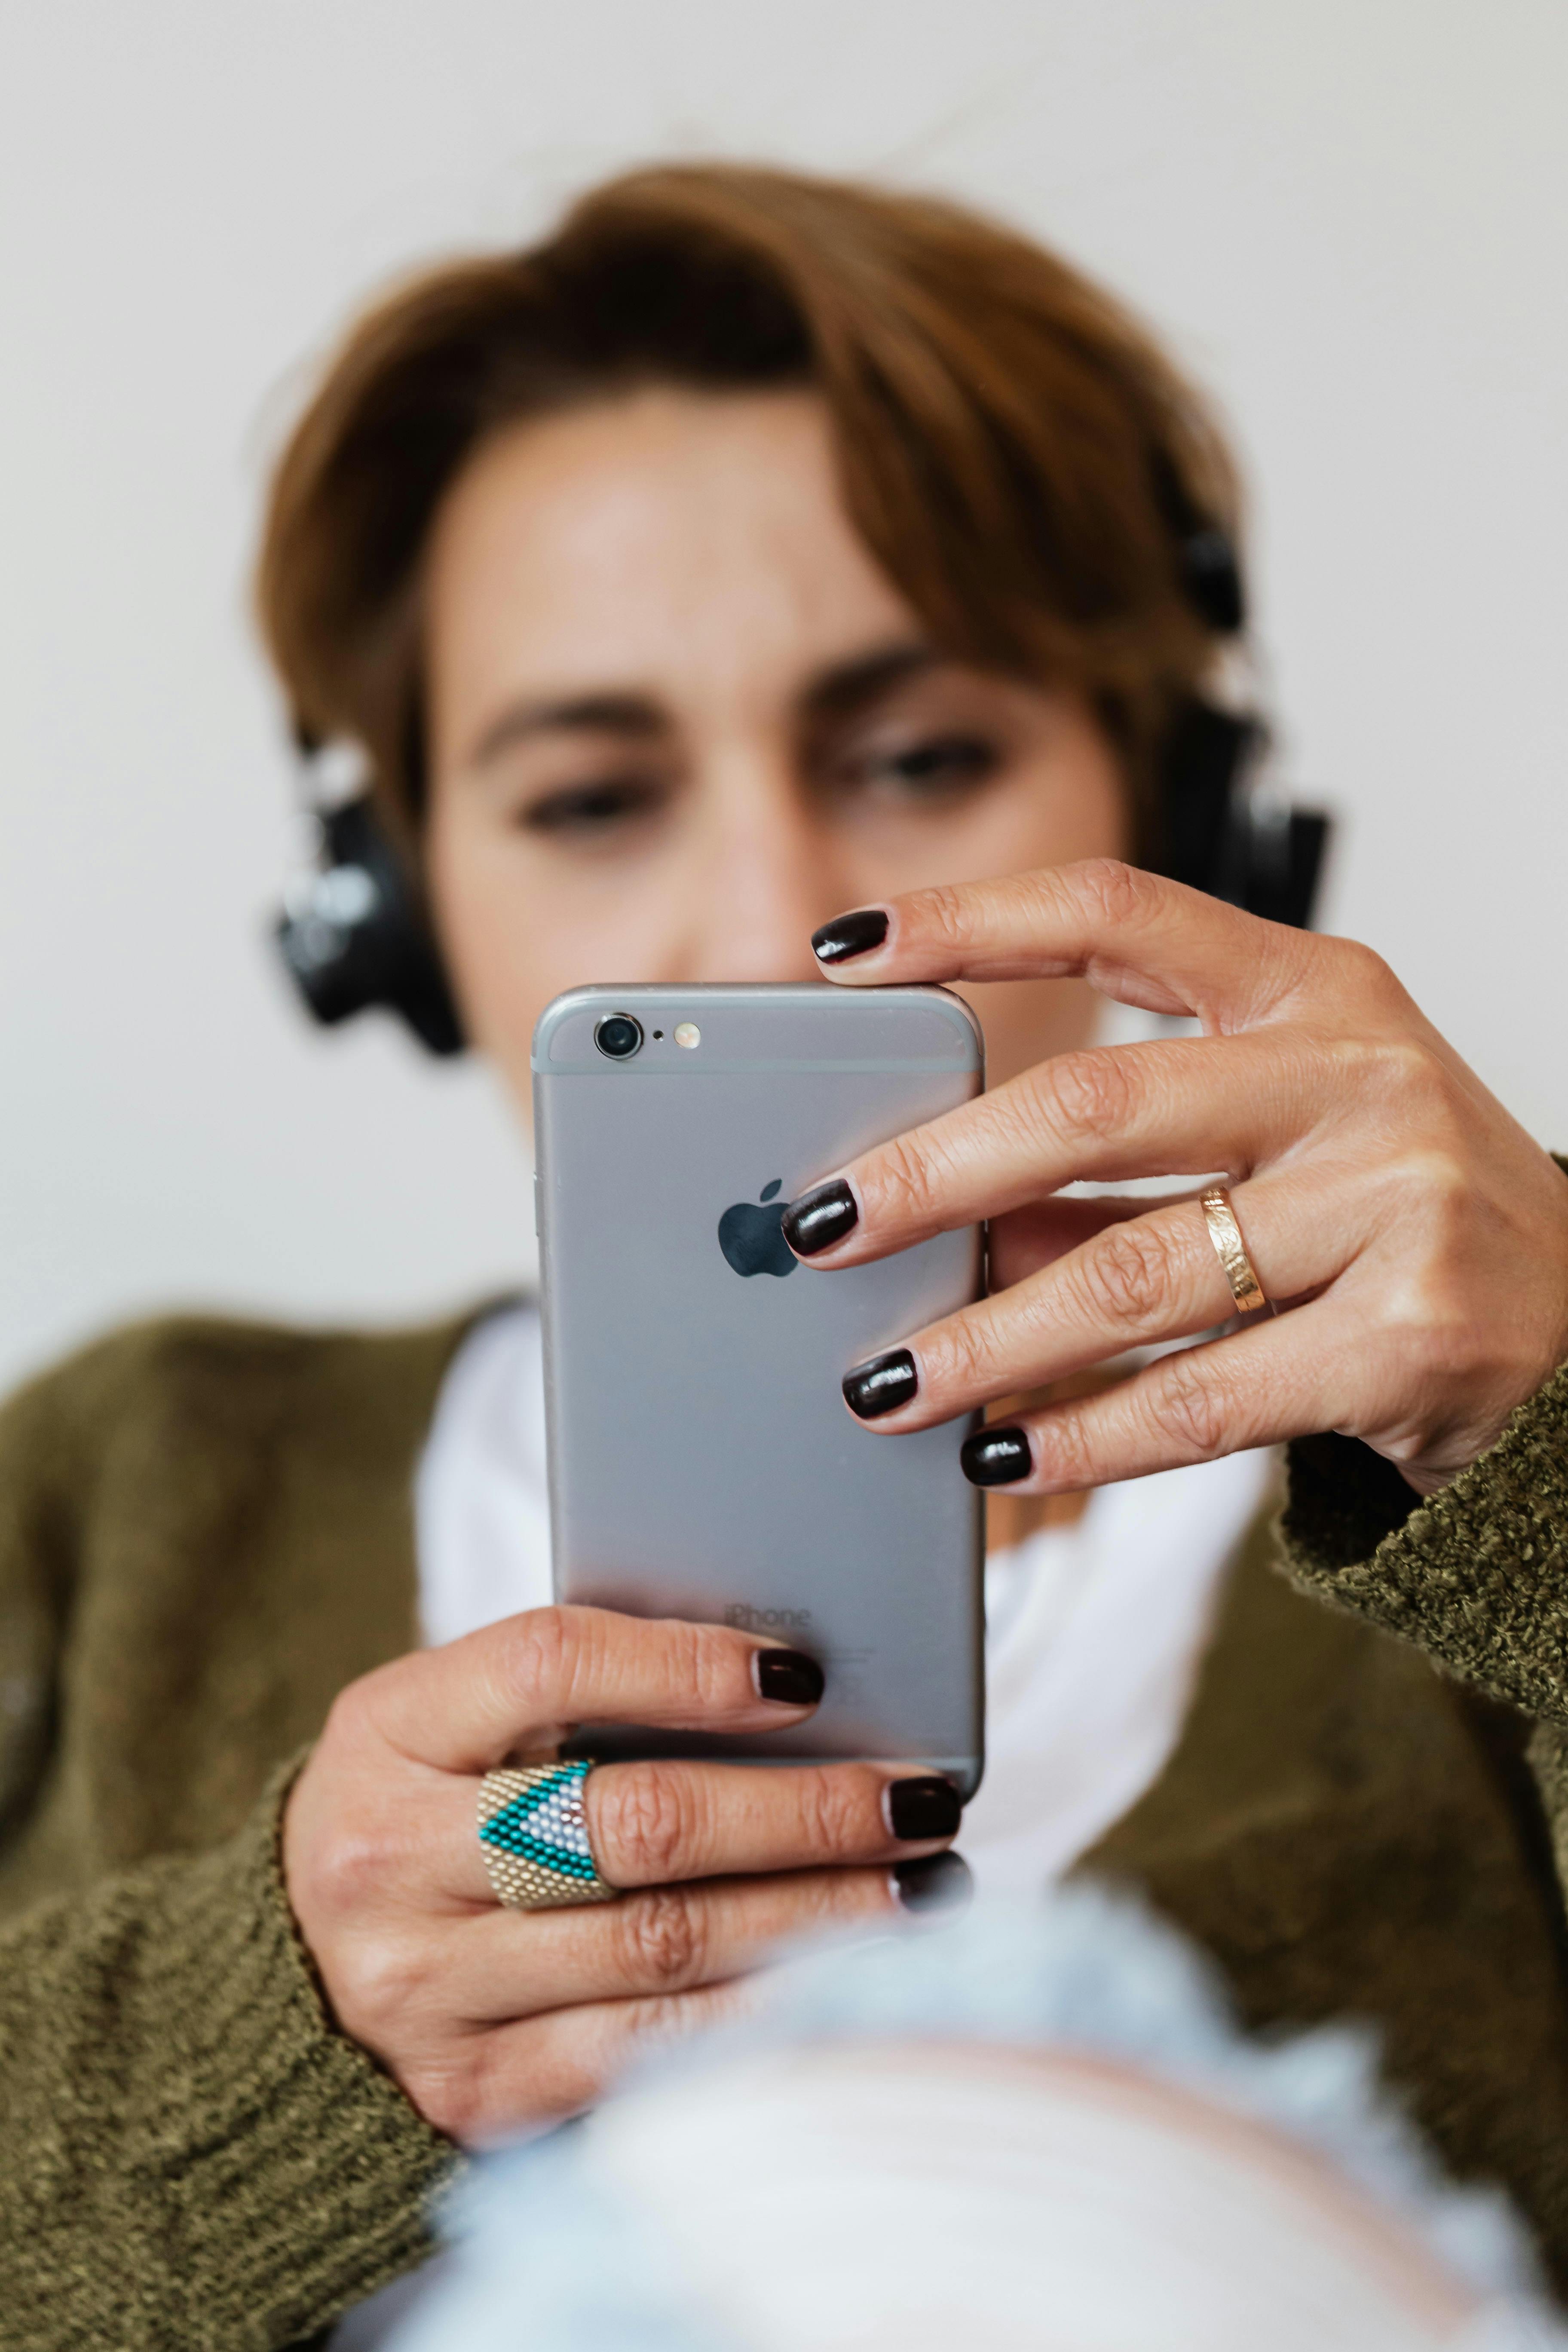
[518, 776, 668, 839]
[860, 733, 1001, 798]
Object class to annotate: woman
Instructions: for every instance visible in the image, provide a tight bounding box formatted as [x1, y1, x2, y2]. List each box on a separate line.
[1, 163, 1565, 2349]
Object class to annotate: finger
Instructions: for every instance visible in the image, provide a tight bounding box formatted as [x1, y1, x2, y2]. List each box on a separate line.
[453, 1863, 900, 2022]
[358, 1607, 824, 1775]
[421, 1751, 962, 1909]
[844, 1178, 1338, 1432]
[810, 860, 1319, 1026]
[448, 1979, 759, 2143]
[585, 1757, 961, 1890]
[986, 1192, 1151, 1291]
[965, 1300, 1358, 1492]
[787, 1029, 1319, 1268]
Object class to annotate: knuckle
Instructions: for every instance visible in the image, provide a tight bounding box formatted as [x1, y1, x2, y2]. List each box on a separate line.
[318, 1675, 377, 1758]
[1070, 1220, 1175, 1334]
[636, 1612, 733, 1718]
[1361, 1143, 1476, 1278]
[673, 1615, 736, 1714]
[794, 1865, 895, 1931]
[1148, 1354, 1231, 1460]
[1069, 856, 1158, 930]
[869, 1127, 948, 1229]
[928, 1307, 1004, 1396]
[1032, 1405, 1100, 1492]
[1383, 1268, 1479, 1377]
[1401, 1148, 1475, 1248]
[496, 1605, 579, 1712]
[1320, 1034, 1459, 1144]
[307, 1813, 396, 1922]
[912, 880, 972, 956]
[1332, 937, 1402, 1005]
[796, 1769, 870, 1862]
[1375, 1038, 1451, 1117]
[622, 1991, 710, 2057]
[498, 1605, 736, 1724]
[595, 1765, 698, 1883]
[334, 1928, 440, 2039]
[616, 1886, 708, 1992]
[1045, 1047, 1138, 1145]
[404, 2043, 490, 2144]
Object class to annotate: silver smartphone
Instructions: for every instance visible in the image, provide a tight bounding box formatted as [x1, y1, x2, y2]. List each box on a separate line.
[533, 982, 985, 1796]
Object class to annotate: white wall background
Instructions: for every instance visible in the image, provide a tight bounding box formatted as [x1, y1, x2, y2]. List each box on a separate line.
[2, 0, 1564, 1396]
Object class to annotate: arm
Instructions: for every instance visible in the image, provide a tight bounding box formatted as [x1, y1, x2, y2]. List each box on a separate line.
[0, 1763, 452, 2352]
[1279, 1344, 1568, 1728]
[1278, 1351, 1568, 1902]
[0, 1344, 450, 2350]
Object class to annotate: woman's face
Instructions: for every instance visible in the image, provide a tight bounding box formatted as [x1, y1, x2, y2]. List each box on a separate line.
[424, 388, 1127, 1116]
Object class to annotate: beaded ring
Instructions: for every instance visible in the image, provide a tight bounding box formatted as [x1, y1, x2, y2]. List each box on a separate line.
[476, 1758, 619, 1910]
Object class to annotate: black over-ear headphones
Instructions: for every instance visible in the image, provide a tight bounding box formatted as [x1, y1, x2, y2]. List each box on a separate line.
[275, 747, 465, 1056]
[273, 513, 1330, 1055]
[1148, 457, 1331, 934]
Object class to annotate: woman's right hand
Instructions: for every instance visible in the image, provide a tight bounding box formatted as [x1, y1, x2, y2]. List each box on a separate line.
[282, 1605, 962, 2144]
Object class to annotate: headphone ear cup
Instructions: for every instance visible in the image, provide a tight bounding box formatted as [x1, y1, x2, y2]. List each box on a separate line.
[1228, 804, 1331, 932]
[274, 795, 465, 1056]
[1152, 701, 1259, 897]
[1153, 698, 1331, 931]
[1177, 526, 1246, 636]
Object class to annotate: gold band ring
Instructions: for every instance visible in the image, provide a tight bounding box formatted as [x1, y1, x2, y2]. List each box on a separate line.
[1198, 1186, 1274, 1320]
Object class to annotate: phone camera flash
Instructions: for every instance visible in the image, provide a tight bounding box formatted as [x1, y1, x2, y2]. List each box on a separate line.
[674, 1022, 701, 1050]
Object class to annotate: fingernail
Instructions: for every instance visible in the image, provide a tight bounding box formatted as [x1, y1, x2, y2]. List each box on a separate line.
[843, 1347, 918, 1421]
[960, 1426, 1033, 1487]
[752, 1648, 825, 1706]
[892, 1851, 974, 1916]
[781, 1178, 858, 1257]
[885, 1776, 962, 1841]
[812, 908, 888, 965]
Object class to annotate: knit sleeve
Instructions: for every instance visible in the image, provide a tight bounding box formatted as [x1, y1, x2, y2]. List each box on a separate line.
[0, 1755, 456, 2352]
[1278, 1361, 1568, 1724]
[1277, 1153, 1568, 1724]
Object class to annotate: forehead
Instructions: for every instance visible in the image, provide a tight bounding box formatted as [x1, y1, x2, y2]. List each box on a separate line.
[424, 386, 918, 714]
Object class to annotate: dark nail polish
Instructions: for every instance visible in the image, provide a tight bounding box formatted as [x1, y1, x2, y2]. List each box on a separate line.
[960, 1426, 1033, 1487]
[811, 907, 889, 965]
[892, 1851, 973, 1916]
[753, 1648, 825, 1706]
[887, 1775, 962, 1842]
[843, 1347, 918, 1421]
[781, 1178, 858, 1258]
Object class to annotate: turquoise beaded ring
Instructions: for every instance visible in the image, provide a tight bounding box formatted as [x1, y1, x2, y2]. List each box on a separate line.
[477, 1758, 619, 1910]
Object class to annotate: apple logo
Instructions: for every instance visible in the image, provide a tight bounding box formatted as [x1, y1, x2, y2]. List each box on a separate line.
[717, 1178, 798, 1279]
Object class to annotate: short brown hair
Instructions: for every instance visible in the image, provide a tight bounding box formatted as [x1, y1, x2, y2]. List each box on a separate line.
[256, 162, 1240, 839]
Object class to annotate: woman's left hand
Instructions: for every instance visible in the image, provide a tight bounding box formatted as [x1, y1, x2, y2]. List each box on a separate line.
[784, 860, 1568, 1498]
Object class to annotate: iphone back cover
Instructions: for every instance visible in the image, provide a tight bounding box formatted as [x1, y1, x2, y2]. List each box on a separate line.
[533, 983, 985, 1794]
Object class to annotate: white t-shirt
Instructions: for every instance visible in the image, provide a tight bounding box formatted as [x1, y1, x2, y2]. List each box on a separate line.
[414, 1302, 1274, 1898]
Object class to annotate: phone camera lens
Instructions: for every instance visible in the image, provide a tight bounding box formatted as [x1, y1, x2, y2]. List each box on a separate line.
[594, 1013, 644, 1061]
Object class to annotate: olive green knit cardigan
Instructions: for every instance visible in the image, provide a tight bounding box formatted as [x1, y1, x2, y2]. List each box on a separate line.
[1, 1302, 1567, 2349]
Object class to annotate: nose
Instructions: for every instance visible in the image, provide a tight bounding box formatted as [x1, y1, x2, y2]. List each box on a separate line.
[682, 775, 849, 986]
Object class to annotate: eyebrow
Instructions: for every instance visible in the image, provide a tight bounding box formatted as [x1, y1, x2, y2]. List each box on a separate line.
[799, 640, 942, 723]
[466, 638, 945, 771]
[470, 691, 666, 769]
